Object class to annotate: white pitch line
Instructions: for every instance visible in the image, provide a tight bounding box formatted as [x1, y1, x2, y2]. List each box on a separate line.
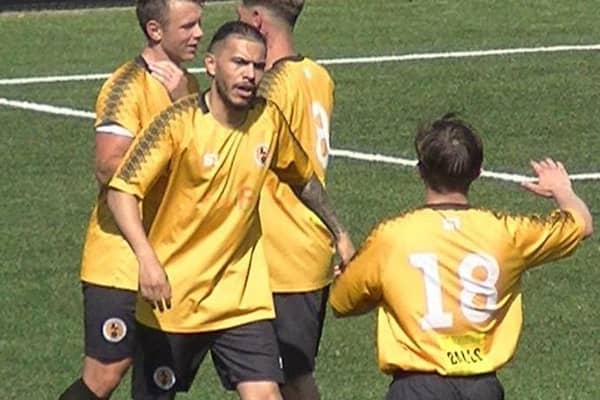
[2, 44, 600, 86]
[3, 97, 599, 182]
[0, 97, 95, 119]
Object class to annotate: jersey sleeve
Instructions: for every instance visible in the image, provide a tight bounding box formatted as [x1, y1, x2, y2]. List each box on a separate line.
[94, 64, 144, 138]
[108, 105, 180, 199]
[269, 104, 313, 185]
[505, 208, 586, 270]
[329, 224, 390, 316]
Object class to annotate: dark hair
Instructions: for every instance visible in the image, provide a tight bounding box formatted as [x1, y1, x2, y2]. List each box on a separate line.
[241, 0, 304, 28]
[136, 0, 203, 37]
[415, 113, 483, 193]
[207, 21, 266, 53]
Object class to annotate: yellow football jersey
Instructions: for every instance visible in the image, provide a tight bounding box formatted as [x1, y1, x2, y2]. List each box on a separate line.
[80, 57, 199, 291]
[109, 93, 313, 333]
[257, 56, 335, 292]
[330, 205, 586, 376]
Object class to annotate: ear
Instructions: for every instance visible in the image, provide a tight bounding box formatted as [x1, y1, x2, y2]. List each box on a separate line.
[204, 53, 216, 78]
[146, 20, 163, 42]
[252, 9, 263, 31]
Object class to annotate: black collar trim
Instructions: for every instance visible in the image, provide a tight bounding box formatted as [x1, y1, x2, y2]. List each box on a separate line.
[271, 54, 304, 69]
[134, 55, 151, 73]
[420, 203, 471, 210]
[198, 90, 210, 114]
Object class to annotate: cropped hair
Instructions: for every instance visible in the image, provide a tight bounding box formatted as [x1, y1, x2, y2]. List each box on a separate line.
[136, 0, 203, 37]
[415, 113, 483, 193]
[242, 0, 305, 28]
[207, 21, 266, 53]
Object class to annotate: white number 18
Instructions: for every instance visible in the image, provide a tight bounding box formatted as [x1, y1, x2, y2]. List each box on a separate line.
[409, 252, 500, 331]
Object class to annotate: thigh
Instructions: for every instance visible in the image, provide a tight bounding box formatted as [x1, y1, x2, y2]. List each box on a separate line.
[273, 287, 329, 377]
[131, 323, 211, 399]
[460, 373, 504, 400]
[211, 320, 284, 391]
[386, 372, 461, 400]
[83, 283, 137, 363]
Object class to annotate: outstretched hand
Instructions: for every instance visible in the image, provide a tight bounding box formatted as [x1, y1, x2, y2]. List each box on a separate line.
[521, 158, 573, 198]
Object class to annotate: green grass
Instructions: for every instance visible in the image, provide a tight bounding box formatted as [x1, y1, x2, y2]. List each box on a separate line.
[1, 1, 600, 399]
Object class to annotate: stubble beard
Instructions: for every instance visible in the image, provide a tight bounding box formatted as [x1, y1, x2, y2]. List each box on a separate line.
[215, 77, 252, 112]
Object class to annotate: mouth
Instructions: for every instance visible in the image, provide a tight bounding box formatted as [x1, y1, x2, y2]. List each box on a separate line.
[234, 84, 255, 99]
[187, 43, 198, 53]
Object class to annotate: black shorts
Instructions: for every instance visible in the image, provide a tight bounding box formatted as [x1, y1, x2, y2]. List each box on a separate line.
[132, 320, 284, 399]
[386, 371, 504, 400]
[273, 287, 329, 378]
[82, 283, 137, 363]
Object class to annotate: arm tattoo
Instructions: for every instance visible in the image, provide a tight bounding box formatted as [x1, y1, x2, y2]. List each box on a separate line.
[292, 175, 345, 239]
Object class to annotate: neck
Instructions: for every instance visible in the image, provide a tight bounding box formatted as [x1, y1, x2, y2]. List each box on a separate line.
[205, 89, 247, 129]
[265, 30, 296, 69]
[141, 44, 180, 66]
[424, 188, 469, 206]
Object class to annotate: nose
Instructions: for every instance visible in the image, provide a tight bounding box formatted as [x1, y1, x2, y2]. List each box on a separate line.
[193, 23, 203, 40]
[243, 65, 256, 83]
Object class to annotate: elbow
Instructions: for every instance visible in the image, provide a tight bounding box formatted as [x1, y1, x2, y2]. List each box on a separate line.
[95, 168, 112, 186]
[583, 222, 593, 239]
[95, 157, 119, 186]
[331, 308, 345, 318]
[328, 297, 349, 318]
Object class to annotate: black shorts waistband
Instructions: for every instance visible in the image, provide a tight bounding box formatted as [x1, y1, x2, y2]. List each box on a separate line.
[393, 370, 497, 381]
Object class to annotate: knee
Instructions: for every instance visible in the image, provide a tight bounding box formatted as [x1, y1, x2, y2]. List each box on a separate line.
[281, 373, 319, 400]
[237, 381, 282, 400]
[83, 357, 131, 397]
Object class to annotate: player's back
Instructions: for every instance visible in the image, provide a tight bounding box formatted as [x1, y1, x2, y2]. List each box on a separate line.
[258, 56, 335, 292]
[259, 56, 334, 179]
[368, 205, 584, 375]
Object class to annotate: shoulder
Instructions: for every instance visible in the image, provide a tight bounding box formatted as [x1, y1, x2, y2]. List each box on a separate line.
[146, 93, 200, 132]
[98, 59, 146, 95]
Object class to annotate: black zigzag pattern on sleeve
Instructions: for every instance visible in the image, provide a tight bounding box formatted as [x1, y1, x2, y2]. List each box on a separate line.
[98, 61, 143, 126]
[117, 95, 199, 183]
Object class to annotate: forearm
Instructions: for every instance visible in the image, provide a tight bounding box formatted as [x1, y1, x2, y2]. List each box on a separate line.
[292, 175, 347, 239]
[554, 190, 593, 237]
[329, 272, 379, 318]
[106, 189, 155, 257]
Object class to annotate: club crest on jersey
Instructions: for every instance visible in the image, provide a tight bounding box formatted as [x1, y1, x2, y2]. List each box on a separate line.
[202, 153, 219, 168]
[153, 366, 176, 391]
[101, 318, 127, 343]
[255, 144, 269, 167]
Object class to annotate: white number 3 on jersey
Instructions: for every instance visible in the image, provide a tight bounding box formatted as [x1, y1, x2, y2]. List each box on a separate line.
[312, 101, 330, 169]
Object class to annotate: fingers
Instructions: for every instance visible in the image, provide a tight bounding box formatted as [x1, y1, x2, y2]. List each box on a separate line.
[140, 277, 172, 313]
[523, 157, 571, 198]
[148, 61, 184, 86]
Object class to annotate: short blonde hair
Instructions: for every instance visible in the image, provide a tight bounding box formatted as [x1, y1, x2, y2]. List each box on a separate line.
[242, 0, 305, 28]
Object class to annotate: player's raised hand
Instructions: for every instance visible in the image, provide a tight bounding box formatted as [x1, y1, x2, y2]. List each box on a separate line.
[137, 251, 172, 312]
[147, 60, 189, 101]
[521, 158, 573, 198]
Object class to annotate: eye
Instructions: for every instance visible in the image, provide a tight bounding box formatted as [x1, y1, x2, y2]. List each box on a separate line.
[232, 57, 249, 66]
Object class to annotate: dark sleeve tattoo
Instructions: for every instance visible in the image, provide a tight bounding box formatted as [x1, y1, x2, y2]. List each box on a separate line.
[292, 175, 345, 239]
